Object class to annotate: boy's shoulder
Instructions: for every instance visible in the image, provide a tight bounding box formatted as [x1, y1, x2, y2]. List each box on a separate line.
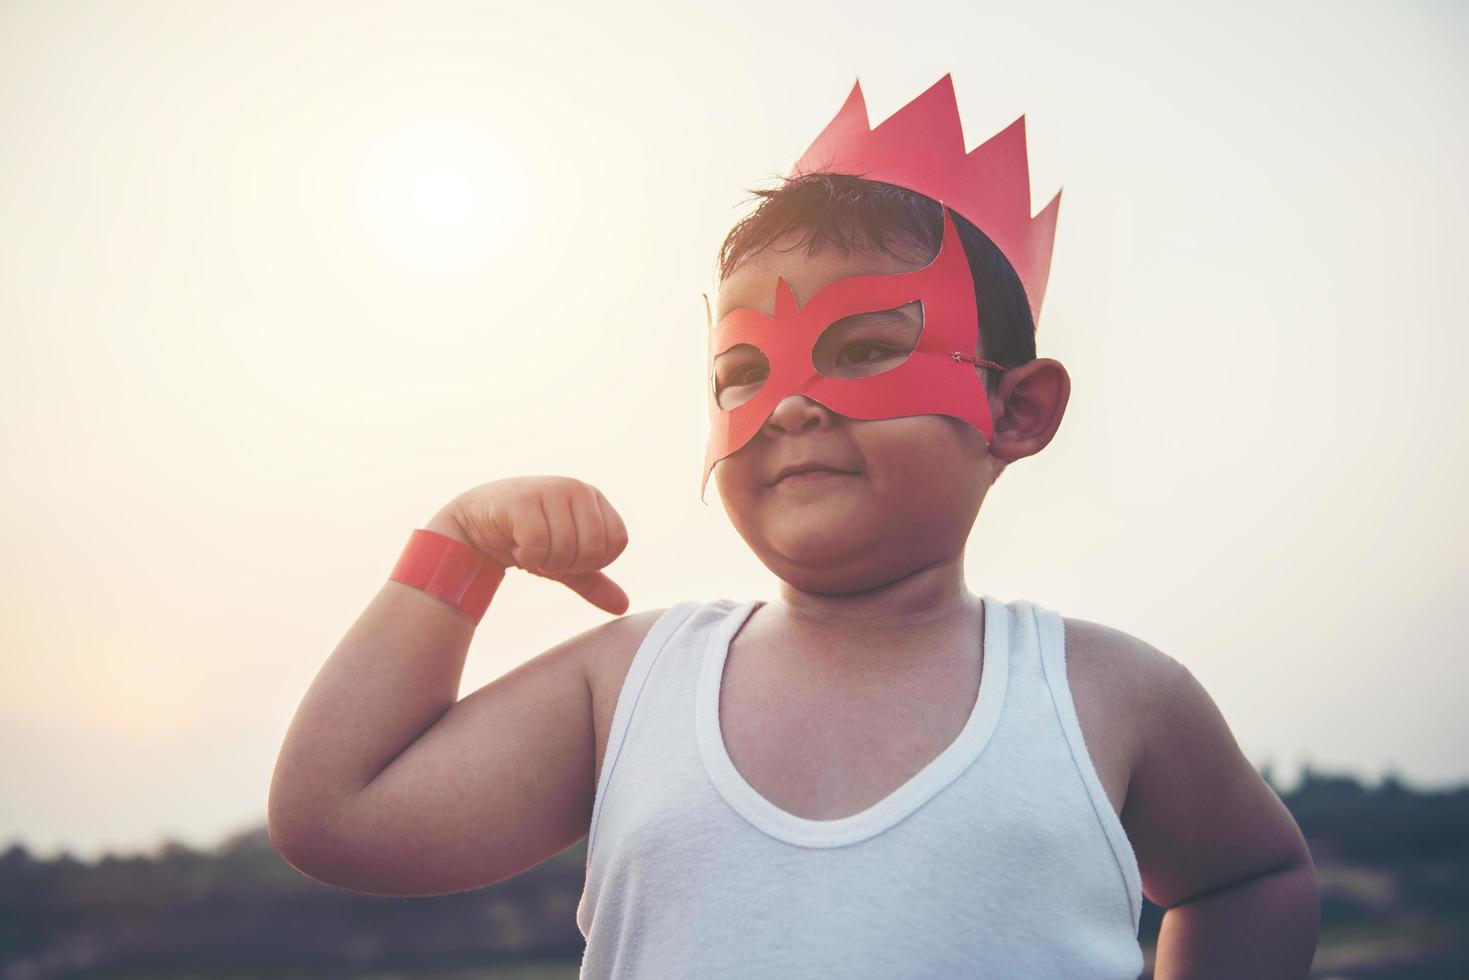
[1059, 614, 1186, 705]
[1058, 614, 1185, 740]
[1054, 614, 1184, 817]
[581, 599, 748, 694]
[582, 606, 674, 683]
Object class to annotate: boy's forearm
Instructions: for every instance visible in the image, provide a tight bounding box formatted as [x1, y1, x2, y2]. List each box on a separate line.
[1151, 861, 1320, 980]
[268, 501, 490, 851]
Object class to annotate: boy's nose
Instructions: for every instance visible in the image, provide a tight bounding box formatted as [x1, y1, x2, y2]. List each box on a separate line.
[762, 394, 834, 436]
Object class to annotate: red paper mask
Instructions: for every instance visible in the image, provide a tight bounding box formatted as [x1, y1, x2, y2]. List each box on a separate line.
[701, 209, 1005, 498]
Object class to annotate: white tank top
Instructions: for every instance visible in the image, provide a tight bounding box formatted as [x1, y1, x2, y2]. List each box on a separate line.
[575, 594, 1144, 978]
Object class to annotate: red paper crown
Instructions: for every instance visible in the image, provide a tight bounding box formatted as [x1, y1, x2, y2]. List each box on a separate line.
[791, 74, 1061, 328]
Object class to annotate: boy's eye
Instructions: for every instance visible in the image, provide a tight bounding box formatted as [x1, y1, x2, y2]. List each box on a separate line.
[712, 343, 770, 410]
[813, 301, 923, 380]
[835, 342, 904, 368]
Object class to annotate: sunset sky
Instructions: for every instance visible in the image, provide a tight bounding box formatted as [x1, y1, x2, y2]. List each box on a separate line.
[2, 0, 1465, 861]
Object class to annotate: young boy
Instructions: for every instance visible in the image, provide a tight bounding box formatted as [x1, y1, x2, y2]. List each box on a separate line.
[268, 75, 1320, 978]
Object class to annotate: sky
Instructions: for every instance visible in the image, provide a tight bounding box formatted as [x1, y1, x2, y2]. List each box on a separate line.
[1, 0, 1466, 862]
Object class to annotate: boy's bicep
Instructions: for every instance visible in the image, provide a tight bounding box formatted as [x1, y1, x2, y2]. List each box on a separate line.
[298, 609, 663, 897]
[1121, 658, 1311, 910]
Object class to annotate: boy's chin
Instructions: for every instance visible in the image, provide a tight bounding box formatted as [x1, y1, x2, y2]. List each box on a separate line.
[754, 532, 895, 594]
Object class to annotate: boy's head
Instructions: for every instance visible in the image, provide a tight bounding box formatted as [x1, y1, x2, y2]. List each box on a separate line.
[703, 76, 1071, 593]
[707, 172, 1070, 593]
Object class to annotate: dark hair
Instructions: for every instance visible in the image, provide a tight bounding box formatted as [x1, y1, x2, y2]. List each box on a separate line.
[716, 173, 1036, 395]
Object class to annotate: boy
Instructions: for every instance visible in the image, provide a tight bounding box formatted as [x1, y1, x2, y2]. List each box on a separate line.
[268, 75, 1319, 978]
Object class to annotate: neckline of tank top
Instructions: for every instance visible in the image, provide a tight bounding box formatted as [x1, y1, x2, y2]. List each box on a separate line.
[694, 592, 1012, 848]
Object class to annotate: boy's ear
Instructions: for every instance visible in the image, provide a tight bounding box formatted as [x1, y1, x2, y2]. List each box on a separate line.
[987, 357, 1070, 463]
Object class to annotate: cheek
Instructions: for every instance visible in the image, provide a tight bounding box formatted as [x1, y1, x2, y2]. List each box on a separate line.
[712, 443, 764, 509]
[857, 417, 980, 487]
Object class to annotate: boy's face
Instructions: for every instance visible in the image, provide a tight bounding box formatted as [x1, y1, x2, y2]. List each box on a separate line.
[710, 234, 1008, 593]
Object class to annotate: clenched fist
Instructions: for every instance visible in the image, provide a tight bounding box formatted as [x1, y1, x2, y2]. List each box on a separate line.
[441, 476, 630, 615]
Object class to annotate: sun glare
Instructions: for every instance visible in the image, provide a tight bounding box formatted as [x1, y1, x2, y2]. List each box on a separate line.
[350, 116, 518, 274]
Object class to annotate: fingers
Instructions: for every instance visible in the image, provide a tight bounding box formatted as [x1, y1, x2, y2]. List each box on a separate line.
[543, 490, 580, 573]
[567, 484, 605, 571]
[514, 482, 622, 578]
[508, 495, 552, 572]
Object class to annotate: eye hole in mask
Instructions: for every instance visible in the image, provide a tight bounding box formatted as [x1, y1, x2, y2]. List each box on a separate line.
[712, 344, 770, 410]
[812, 300, 923, 381]
[711, 301, 925, 411]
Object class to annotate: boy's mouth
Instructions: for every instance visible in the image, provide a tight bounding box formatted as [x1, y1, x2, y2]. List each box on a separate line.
[769, 462, 861, 486]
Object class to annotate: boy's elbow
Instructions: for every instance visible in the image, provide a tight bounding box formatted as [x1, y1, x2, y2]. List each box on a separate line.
[266, 800, 363, 891]
[265, 773, 337, 874]
[265, 788, 313, 871]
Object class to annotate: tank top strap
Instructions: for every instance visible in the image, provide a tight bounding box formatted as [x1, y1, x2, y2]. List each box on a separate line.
[1029, 600, 1145, 932]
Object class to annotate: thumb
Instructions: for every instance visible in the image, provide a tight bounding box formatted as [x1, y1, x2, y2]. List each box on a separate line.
[554, 569, 630, 616]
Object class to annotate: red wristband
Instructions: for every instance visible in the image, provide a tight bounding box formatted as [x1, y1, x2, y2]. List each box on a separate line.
[389, 528, 505, 625]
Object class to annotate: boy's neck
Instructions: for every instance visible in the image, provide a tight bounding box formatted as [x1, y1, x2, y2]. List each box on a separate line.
[773, 552, 976, 637]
